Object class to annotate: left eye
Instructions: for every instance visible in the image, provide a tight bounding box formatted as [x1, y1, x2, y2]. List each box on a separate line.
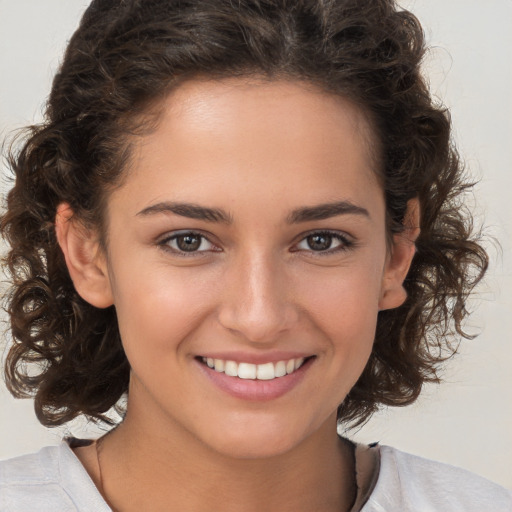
[295, 232, 350, 253]
[161, 232, 215, 253]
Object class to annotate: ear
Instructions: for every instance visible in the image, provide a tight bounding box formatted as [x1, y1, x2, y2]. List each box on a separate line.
[55, 203, 114, 308]
[378, 198, 420, 311]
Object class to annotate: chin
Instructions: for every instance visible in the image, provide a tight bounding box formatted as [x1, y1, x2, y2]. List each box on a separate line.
[196, 415, 317, 460]
[211, 434, 299, 460]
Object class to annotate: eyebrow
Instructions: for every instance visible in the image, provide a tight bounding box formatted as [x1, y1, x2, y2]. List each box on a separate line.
[137, 202, 233, 224]
[287, 201, 370, 223]
[136, 200, 369, 224]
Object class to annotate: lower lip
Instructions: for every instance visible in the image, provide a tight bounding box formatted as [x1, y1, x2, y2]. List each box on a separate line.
[196, 358, 313, 401]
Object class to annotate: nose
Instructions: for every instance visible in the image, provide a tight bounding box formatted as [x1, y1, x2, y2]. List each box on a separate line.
[217, 252, 299, 343]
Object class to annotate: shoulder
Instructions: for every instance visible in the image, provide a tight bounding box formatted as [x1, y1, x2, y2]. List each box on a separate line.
[0, 440, 109, 512]
[362, 445, 512, 512]
[0, 444, 77, 511]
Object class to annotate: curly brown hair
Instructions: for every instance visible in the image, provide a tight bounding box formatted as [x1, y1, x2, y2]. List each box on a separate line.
[1, 0, 487, 428]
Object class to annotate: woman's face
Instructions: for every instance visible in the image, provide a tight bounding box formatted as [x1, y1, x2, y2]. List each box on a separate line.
[86, 79, 411, 458]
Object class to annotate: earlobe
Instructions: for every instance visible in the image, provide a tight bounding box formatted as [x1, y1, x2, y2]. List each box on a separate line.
[55, 203, 114, 309]
[379, 198, 420, 311]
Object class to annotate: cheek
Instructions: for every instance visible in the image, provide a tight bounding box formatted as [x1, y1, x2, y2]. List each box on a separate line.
[296, 262, 383, 368]
[299, 258, 383, 327]
[110, 261, 216, 360]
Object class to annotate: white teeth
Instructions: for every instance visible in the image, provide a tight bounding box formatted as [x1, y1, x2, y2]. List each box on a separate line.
[256, 362, 275, 380]
[274, 360, 287, 377]
[224, 360, 238, 377]
[201, 357, 308, 380]
[238, 362, 257, 380]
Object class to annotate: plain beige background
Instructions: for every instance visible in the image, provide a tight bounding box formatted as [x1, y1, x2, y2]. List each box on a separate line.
[1, 0, 511, 488]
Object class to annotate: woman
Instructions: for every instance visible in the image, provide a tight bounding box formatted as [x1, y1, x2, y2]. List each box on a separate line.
[0, 0, 510, 510]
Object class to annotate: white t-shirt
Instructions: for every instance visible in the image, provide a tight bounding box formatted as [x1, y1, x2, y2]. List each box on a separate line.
[0, 439, 511, 511]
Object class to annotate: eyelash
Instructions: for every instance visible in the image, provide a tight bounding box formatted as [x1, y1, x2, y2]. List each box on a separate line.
[157, 230, 354, 257]
[157, 231, 219, 258]
[292, 230, 354, 256]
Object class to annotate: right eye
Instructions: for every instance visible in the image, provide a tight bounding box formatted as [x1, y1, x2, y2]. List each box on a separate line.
[158, 231, 218, 256]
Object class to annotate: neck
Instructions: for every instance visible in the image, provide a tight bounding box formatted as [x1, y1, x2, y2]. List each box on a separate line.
[95, 398, 356, 512]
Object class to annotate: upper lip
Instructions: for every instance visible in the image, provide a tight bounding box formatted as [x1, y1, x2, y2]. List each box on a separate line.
[196, 352, 314, 365]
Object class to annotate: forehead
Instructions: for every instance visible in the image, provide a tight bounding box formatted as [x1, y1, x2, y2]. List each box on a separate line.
[116, 78, 383, 218]
[157, 77, 377, 170]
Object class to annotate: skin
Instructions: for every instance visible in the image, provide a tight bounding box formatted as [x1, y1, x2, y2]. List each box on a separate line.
[56, 78, 418, 512]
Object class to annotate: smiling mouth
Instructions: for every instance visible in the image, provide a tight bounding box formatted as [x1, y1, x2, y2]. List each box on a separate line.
[199, 357, 311, 381]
